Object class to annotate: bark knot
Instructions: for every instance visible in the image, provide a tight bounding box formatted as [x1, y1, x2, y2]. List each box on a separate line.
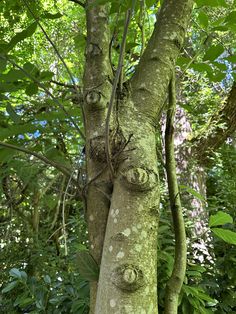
[86, 43, 102, 56]
[85, 90, 101, 105]
[111, 264, 145, 292]
[121, 167, 157, 191]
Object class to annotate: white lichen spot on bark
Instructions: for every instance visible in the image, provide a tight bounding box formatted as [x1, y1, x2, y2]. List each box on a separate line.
[111, 208, 119, 218]
[89, 215, 94, 221]
[141, 230, 147, 239]
[134, 244, 142, 252]
[114, 218, 118, 224]
[91, 244, 94, 249]
[116, 251, 125, 259]
[140, 83, 146, 89]
[123, 228, 131, 237]
[110, 299, 116, 308]
[98, 11, 106, 17]
[109, 245, 113, 252]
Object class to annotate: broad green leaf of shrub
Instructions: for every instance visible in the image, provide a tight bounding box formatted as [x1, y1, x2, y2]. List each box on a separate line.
[76, 250, 99, 281]
[9, 268, 22, 279]
[212, 228, 236, 245]
[7, 22, 38, 52]
[25, 82, 39, 96]
[42, 12, 63, 19]
[203, 44, 224, 61]
[209, 211, 233, 227]
[198, 12, 209, 28]
[2, 281, 18, 293]
[6, 103, 22, 123]
[195, 0, 227, 7]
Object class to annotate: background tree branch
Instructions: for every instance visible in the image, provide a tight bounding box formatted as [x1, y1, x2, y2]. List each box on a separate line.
[191, 83, 236, 164]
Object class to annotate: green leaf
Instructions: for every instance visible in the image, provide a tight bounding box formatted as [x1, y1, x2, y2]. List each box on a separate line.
[2, 281, 18, 293]
[39, 70, 54, 81]
[0, 147, 17, 162]
[212, 228, 236, 245]
[195, 0, 227, 7]
[14, 295, 34, 308]
[179, 185, 205, 201]
[42, 12, 63, 19]
[209, 211, 233, 227]
[0, 57, 7, 72]
[23, 62, 40, 77]
[9, 268, 22, 279]
[74, 34, 86, 51]
[25, 83, 38, 96]
[224, 55, 236, 63]
[0, 123, 43, 140]
[43, 275, 51, 284]
[7, 22, 38, 52]
[190, 62, 213, 75]
[76, 250, 99, 281]
[0, 68, 26, 82]
[6, 103, 22, 123]
[203, 44, 224, 61]
[224, 11, 236, 24]
[198, 12, 209, 28]
[146, 0, 158, 8]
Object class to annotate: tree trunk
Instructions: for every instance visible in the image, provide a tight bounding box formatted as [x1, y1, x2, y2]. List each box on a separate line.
[83, 0, 194, 312]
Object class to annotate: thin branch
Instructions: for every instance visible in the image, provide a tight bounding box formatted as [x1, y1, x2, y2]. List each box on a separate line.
[164, 75, 186, 314]
[1, 55, 85, 141]
[0, 141, 76, 182]
[50, 177, 65, 230]
[50, 80, 77, 89]
[61, 174, 74, 256]
[21, 0, 86, 131]
[69, 0, 85, 7]
[105, 7, 133, 179]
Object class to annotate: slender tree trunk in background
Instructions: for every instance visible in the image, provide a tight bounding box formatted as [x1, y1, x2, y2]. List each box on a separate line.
[174, 107, 214, 265]
[174, 83, 236, 266]
[83, 0, 194, 312]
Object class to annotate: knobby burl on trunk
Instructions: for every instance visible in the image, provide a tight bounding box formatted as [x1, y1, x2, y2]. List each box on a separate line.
[82, 0, 194, 313]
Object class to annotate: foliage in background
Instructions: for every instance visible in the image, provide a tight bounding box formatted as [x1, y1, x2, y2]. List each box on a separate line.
[1, 0, 236, 313]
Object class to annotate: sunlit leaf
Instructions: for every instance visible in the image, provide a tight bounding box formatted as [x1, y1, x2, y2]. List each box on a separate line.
[198, 12, 209, 28]
[203, 44, 224, 61]
[42, 12, 63, 19]
[209, 211, 233, 227]
[6, 103, 22, 123]
[7, 22, 38, 52]
[212, 228, 236, 245]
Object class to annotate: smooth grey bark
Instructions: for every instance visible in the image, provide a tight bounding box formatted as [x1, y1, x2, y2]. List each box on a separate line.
[83, 0, 194, 312]
[83, 2, 112, 311]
